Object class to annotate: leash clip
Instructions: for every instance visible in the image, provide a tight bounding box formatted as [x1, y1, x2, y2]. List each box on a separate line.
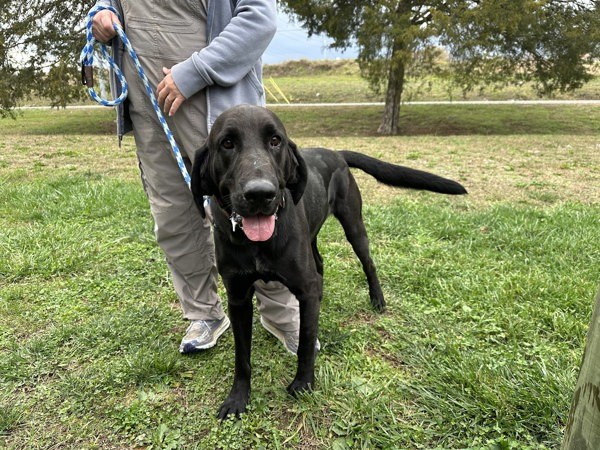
[81, 64, 94, 87]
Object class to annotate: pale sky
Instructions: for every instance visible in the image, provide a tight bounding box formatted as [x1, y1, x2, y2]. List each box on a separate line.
[263, 11, 358, 64]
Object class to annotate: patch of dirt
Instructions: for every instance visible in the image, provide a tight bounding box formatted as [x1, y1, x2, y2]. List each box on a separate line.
[296, 135, 600, 207]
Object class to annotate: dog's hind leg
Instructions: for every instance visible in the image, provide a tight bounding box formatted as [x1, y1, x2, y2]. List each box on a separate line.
[333, 175, 386, 312]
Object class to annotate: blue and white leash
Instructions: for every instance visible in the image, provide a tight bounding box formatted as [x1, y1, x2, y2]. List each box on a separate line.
[80, 5, 192, 189]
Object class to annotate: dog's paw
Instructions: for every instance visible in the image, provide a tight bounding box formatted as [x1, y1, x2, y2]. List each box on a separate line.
[287, 378, 313, 398]
[371, 295, 386, 313]
[217, 396, 248, 420]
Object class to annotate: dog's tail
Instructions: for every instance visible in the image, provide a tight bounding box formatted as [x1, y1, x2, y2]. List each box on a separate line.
[339, 150, 467, 195]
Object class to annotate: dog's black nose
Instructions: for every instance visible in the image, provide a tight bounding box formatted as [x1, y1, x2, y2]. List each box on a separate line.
[243, 179, 277, 204]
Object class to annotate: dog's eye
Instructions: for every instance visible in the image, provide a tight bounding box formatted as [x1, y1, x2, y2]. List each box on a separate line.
[221, 138, 234, 150]
[270, 136, 282, 148]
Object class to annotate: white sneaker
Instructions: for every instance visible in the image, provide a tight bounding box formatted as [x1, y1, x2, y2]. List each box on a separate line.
[179, 316, 231, 354]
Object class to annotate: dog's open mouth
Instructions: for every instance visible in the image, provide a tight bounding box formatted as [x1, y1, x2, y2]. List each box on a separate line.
[241, 214, 276, 242]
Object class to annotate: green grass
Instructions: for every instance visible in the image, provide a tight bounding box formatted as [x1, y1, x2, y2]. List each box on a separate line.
[262, 59, 600, 104]
[55, 58, 600, 108]
[1, 106, 599, 449]
[8, 103, 600, 137]
[271, 104, 600, 137]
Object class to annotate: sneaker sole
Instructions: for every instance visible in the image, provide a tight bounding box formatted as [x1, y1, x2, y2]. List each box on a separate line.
[179, 315, 231, 354]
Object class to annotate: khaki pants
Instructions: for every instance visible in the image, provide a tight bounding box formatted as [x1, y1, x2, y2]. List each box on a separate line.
[121, 0, 299, 331]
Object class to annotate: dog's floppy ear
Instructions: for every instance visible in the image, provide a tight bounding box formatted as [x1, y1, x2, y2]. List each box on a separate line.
[191, 145, 215, 218]
[285, 139, 308, 204]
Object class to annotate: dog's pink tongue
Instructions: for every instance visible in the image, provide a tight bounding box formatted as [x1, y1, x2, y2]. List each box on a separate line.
[242, 215, 275, 242]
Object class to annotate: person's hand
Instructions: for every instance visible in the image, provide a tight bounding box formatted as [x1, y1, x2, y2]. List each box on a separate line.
[157, 67, 186, 116]
[92, 10, 120, 43]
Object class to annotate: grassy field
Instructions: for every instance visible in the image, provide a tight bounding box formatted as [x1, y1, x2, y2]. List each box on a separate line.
[1, 104, 599, 449]
[51, 59, 600, 108]
[262, 59, 600, 104]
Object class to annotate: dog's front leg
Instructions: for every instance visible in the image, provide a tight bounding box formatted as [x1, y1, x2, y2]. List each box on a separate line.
[287, 280, 322, 397]
[217, 278, 255, 420]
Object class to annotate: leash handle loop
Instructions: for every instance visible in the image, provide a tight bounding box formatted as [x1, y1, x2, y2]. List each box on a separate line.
[80, 6, 128, 106]
[80, 5, 192, 189]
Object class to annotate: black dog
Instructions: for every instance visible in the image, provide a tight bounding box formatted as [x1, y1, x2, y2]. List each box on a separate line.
[191, 105, 467, 419]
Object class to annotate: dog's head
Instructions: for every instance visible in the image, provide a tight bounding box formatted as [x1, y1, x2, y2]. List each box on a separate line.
[192, 105, 307, 241]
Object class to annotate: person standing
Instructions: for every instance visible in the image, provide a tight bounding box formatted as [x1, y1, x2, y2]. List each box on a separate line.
[90, 0, 307, 355]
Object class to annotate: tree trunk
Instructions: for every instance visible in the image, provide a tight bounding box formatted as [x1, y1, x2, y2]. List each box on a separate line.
[562, 288, 600, 450]
[377, 57, 405, 135]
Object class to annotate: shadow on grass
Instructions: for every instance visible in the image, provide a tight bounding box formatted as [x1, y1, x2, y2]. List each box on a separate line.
[1, 108, 116, 136]
[2, 104, 599, 137]
[276, 104, 600, 137]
